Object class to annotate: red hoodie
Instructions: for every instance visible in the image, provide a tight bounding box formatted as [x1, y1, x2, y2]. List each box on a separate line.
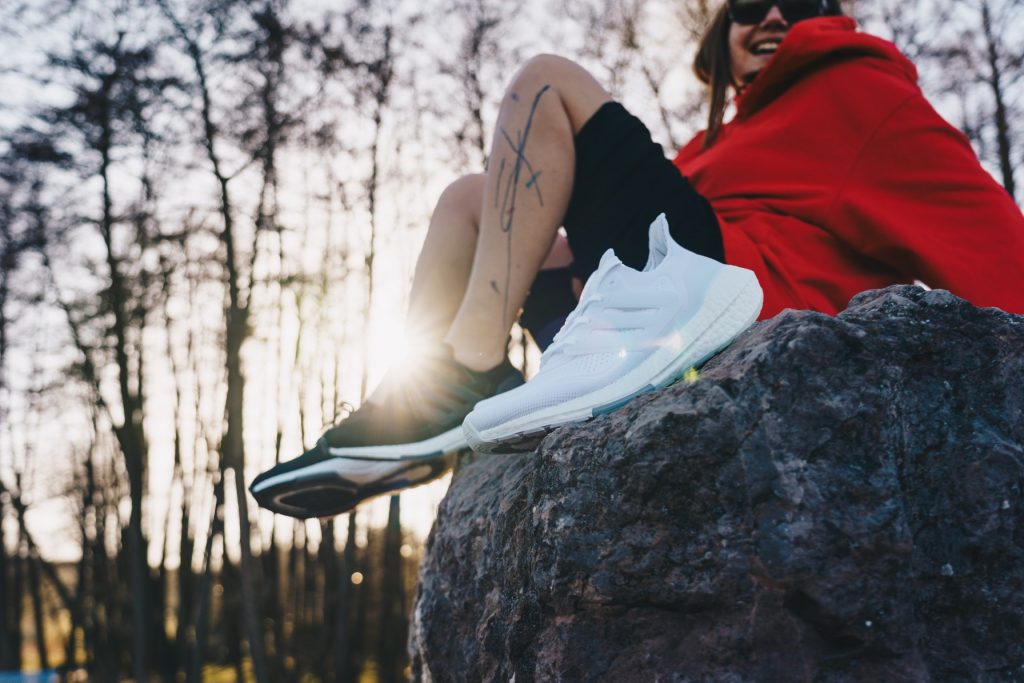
[673, 17, 1024, 318]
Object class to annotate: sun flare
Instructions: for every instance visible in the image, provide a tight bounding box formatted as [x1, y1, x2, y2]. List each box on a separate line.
[367, 314, 427, 393]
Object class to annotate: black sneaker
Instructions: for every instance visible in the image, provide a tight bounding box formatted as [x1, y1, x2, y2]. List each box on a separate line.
[249, 346, 524, 518]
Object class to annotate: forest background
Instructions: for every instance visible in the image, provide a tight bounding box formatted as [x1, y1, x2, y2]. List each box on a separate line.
[0, 0, 1020, 680]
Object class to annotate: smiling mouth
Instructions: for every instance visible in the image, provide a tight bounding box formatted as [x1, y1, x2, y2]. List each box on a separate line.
[749, 38, 782, 56]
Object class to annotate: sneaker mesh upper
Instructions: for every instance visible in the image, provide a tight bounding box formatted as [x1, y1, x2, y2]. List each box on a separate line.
[467, 213, 728, 435]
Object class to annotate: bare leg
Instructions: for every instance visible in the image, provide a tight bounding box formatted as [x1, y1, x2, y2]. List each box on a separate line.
[405, 173, 486, 344]
[381, 55, 609, 376]
[365, 173, 484, 406]
[444, 55, 611, 371]
[404, 174, 578, 345]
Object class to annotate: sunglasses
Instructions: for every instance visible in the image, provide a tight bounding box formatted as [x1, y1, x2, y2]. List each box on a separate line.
[727, 0, 829, 25]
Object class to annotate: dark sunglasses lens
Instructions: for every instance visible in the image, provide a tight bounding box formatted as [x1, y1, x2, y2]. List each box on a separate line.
[779, 0, 822, 22]
[730, 0, 822, 24]
[730, 0, 771, 24]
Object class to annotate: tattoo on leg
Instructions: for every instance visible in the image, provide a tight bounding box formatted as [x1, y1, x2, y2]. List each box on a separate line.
[498, 127, 546, 211]
[493, 84, 551, 327]
[525, 170, 543, 193]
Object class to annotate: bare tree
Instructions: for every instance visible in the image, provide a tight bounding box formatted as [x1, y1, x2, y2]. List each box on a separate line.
[439, 0, 523, 169]
[972, 0, 1020, 201]
[865, 0, 1021, 203]
[3, 14, 176, 673]
[155, 1, 311, 678]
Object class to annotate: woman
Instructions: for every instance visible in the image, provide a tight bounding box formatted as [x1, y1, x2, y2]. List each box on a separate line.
[680, 0, 1024, 319]
[250, 0, 1024, 519]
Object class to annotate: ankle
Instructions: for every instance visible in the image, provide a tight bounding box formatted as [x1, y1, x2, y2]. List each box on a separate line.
[449, 343, 505, 373]
[443, 311, 512, 371]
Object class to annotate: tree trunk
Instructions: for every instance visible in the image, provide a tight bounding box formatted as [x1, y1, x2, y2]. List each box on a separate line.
[334, 513, 358, 683]
[0, 492, 11, 669]
[26, 545, 49, 671]
[99, 129, 150, 683]
[316, 519, 336, 682]
[91, 470, 115, 681]
[11, 547, 23, 671]
[66, 547, 85, 675]
[264, 527, 287, 681]
[175, 496, 194, 679]
[980, 0, 1017, 201]
[65, 496, 90, 675]
[230, 466, 269, 682]
[360, 107, 383, 402]
[189, 475, 224, 683]
[377, 496, 406, 683]
[285, 520, 302, 665]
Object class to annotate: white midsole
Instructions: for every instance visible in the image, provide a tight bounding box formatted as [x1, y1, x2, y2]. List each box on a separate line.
[467, 267, 762, 446]
[325, 425, 466, 459]
[250, 425, 465, 494]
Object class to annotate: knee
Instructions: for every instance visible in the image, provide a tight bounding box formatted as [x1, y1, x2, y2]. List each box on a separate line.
[437, 173, 485, 223]
[515, 54, 580, 83]
[505, 54, 611, 132]
[510, 54, 587, 95]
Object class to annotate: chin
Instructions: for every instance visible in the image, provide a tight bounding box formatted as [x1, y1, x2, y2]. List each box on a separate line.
[736, 69, 762, 88]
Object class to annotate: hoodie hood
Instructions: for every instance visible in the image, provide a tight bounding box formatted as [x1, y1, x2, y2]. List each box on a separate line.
[735, 17, 919, 118]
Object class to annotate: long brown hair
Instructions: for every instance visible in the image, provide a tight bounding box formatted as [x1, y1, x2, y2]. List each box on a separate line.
[693, 5, 733, 149]
[692, 1, 843, 148]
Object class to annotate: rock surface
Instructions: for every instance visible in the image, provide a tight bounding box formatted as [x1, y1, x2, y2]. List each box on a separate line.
[411, 286, 1024, 682]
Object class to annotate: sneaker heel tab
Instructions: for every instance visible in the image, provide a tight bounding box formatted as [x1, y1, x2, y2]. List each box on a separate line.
[654, 213, 673, 245]
[644, 212, 672, 272]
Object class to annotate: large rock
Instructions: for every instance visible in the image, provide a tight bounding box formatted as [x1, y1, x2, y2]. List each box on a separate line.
[410, 286, 1024, 682]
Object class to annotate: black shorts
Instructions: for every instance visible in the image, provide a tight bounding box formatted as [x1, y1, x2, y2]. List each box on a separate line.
[520, 102, 723, 349]
[563, 101, 724, 278]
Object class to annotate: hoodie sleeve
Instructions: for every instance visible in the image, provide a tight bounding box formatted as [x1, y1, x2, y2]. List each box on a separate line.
[831, 91, 1024, 314]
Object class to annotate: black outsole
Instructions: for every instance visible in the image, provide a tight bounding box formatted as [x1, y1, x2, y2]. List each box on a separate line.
[250, 453, 456, 519]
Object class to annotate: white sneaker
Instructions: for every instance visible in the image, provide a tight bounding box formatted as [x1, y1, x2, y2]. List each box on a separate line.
[463, 213, 763, 454]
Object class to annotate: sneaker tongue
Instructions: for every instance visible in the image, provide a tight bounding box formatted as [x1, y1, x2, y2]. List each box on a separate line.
[593, 249, 624, 284]
[597, 248, 621, 271]
[542, 249, 622, 369]
[577, 249, 623, 300]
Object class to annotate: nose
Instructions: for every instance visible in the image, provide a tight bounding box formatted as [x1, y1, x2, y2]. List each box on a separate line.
[762, 5, 787, 24]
